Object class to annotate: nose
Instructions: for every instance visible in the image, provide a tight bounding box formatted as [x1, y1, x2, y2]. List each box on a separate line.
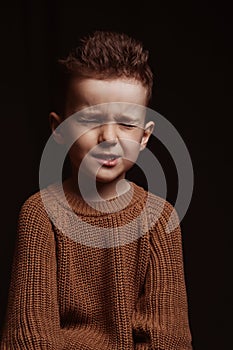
[98, 123, 118, 146]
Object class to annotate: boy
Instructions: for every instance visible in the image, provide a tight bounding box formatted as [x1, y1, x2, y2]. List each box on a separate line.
[0, 31, 192, 349]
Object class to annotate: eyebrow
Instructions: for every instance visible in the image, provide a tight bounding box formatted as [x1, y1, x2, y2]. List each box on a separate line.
[114, 115, 136, 122]
[78, 112, 140, 120]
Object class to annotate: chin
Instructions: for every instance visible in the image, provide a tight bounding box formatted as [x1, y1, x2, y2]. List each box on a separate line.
[95, 170, 125, 184]
[95, 175, 121, 184]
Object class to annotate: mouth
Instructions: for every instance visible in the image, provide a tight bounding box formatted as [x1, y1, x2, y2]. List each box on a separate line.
[91, 153, 121, 167]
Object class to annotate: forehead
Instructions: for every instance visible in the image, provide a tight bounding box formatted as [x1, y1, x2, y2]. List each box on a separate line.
[66, 78, 148, 112]
[75, 103, 147, 123]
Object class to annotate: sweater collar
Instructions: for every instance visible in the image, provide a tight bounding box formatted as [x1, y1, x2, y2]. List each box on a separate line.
[46, 180, 147, 217]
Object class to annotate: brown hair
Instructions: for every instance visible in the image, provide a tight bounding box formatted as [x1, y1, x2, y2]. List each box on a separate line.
[52, 31, 153, 116]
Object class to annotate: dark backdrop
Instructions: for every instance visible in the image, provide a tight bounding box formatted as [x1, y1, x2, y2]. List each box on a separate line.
[0, 1, 232, 349]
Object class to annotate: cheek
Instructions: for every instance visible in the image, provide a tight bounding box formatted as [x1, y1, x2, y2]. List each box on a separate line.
[119, 128, 144, 142]
[68, 133, 97, 162]
[73, 131, 97, 149]
[120, 138, 142, 162]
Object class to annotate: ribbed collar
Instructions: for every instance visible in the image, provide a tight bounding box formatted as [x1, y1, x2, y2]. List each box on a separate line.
[46, 181, 147, 217]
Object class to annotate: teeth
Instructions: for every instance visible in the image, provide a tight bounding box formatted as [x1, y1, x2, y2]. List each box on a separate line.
[103, 156, 115, 160]
[95, 154, 117, 160]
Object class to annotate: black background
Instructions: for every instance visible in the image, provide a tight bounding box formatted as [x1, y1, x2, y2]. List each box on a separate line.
[0, 1, 232, 349]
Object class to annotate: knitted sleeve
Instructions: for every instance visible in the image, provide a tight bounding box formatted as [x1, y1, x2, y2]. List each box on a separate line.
[0, 194, 64, 349]
[131, 201, 192, 350]
[0, 195, 103, 350]
[1, 191, 192, 350]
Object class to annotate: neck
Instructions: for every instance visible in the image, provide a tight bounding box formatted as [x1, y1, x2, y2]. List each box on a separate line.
[64, 169, 130, 202]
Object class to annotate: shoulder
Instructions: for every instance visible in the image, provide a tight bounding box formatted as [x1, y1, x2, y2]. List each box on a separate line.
[131, 182, 180, 233]
[20, 190, 44, 212]
[16, 189, 58, 247]
[18, 182, 75, 234]
[18, 188, 52, 225]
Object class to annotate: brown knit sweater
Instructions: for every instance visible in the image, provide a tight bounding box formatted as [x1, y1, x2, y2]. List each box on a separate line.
[0, 181, 192, 350]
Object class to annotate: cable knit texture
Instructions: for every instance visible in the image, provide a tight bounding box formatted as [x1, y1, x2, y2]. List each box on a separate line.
[0, 181, 192, 349]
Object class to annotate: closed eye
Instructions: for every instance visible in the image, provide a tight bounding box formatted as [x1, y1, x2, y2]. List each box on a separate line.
[118, 123, 137, 128]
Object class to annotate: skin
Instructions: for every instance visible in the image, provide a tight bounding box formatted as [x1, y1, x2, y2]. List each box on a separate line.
[49, 78, 154, 200]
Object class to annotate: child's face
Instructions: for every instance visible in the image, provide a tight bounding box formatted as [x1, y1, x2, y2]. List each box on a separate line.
[50, 78, 154, 184]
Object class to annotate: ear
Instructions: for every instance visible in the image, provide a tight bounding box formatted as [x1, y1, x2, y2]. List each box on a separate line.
[140, 121, 155, 151]
[49, 112, 65, 144]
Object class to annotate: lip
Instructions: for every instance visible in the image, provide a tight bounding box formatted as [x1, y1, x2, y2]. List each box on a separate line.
[91, 153, 121, 167]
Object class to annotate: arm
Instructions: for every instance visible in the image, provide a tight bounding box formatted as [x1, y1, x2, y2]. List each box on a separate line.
[0, 194, 64, 349]
[131, 202, 192, 350]
[0, 194, 110, 350]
